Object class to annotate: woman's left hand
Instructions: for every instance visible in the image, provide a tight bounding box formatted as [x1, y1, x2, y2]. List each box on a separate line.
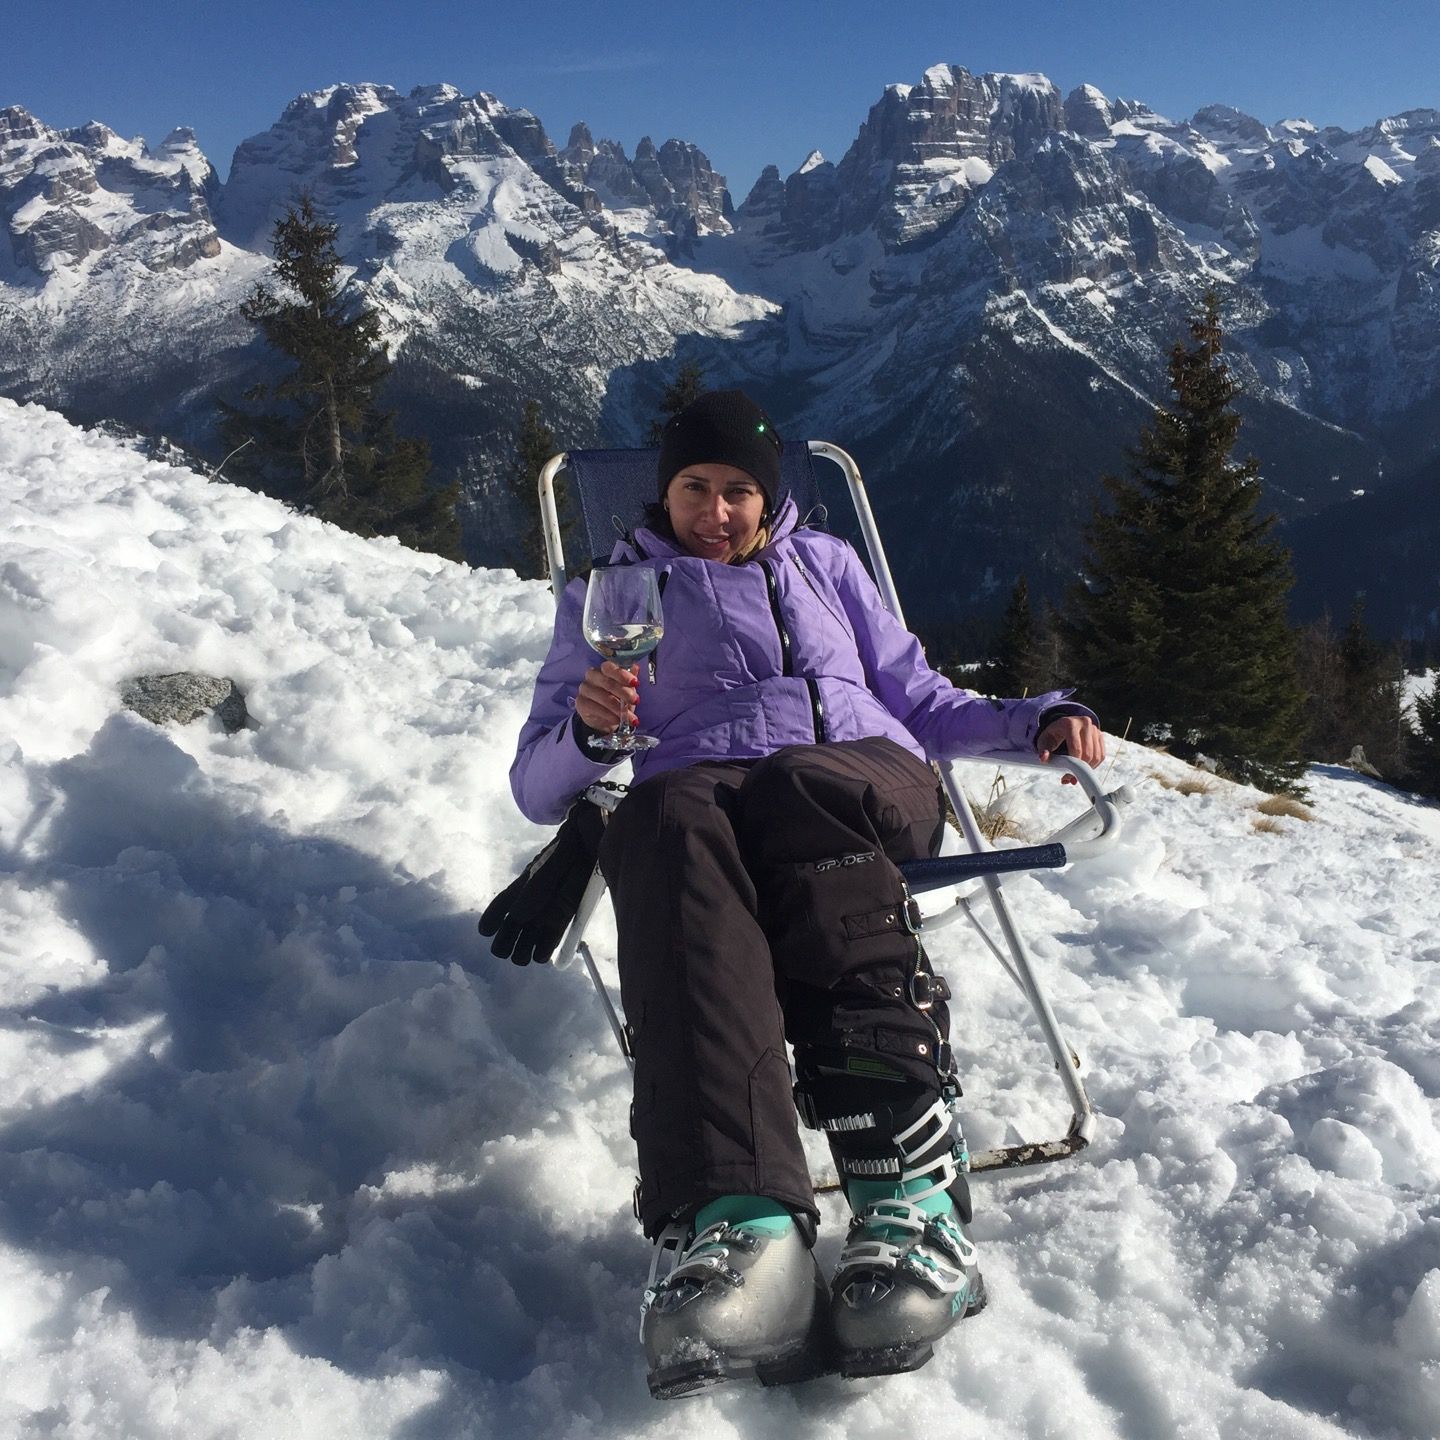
[1037, 715, 1106, 779]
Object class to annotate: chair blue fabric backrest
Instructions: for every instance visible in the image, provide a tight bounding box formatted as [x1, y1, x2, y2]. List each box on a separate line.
[561, 441, 823, 565]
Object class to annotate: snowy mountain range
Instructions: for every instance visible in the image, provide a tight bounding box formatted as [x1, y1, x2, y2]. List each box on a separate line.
[3, 66, 1439, 635]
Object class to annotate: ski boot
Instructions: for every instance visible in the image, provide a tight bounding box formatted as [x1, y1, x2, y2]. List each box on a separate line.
[831, 1179, 986, 1376]
[799, 1078, 986, 1376]
[640, 1199, 830, 1399]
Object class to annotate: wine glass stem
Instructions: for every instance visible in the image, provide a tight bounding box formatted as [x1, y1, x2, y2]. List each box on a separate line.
[617, 661, 640, 744]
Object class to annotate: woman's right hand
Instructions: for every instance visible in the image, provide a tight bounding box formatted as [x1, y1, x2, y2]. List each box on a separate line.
[576, 661, 639, 735]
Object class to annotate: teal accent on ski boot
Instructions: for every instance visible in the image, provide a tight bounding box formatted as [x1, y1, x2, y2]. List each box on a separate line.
[641, 1197, 830, 1400]
[693, 1194, 796, 1238]
[832, 1176, 986, 1378]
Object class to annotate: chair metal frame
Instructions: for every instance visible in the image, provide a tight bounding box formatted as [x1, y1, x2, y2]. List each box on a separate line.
[533, 442, 1125, 1176]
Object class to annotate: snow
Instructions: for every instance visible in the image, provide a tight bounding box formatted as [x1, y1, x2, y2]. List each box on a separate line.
[1364, 154, 1404, 186]
[992, 289, 1155, 407]
[1193, 140, 1233, 175]
[2, 399, 1439, 1438]
[1259, 223, 1383, 281]
[301, 82, 393, 121]
[919, 155, 994, 184]
[995, 72, 1055, 95]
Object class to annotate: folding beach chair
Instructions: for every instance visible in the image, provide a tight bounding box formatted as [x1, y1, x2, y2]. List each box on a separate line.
[535, 440, 1125, 1176]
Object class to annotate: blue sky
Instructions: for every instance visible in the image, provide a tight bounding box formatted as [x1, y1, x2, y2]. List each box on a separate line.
[5, 1, 1439, 195]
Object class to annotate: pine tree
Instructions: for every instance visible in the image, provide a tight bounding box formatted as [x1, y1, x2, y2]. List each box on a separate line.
[1338, 599, 1408, 775]
[1297, 602, 1409, 776]
[1031, 601, 1071, 696]
[1296, 611, 1345, 759]
[1065, 293, 1307, 792]
[988, 575, 1065, 698]
[648, 361, 707, 443]
[987, 576, 1034, 696]
[1411, 676, 1440, 797]
[219, 195, 461, 560]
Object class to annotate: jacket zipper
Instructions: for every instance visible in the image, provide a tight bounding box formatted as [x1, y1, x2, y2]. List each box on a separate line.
[651, 569, 669, 684]
[791, 554, 852, 632]
[806, 677, 827, 743]
[762, 562, 793, 677]
[764, 560, 827, 742]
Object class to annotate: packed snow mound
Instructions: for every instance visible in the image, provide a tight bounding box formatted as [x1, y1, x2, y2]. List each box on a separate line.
[1, 398, 1438, 1438]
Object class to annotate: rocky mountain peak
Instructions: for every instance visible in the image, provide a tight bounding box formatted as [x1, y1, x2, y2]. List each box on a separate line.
[558, 129, 731, 233]
[153, 128, 216, 188]
[740, 64, 1076, 253]
[830, 64, 1064, 249]
[217, 82, 415, 242]
[1416, 136, 1440, 173]
[1110, 97, 1174, 128]
[790, 160, 839, 241]
[656, 138, 732, 230]
[558, 127, 646, 209]
[0, 108, 220, 277]
[289, 83, 398, 163]
[483, 100, 556, 167]
[65, 120, 126, 152]
[1190, 105, 1275, 151]
[735, 153, 839, 252]
[218, 83, 600, 249]
[564, 122, 596, 161]
[0, 105, 49, 144]
[995, 73, 1063, 121]
[1369, 108, 1440, 141]
[1064, 84, 1113, 138]
[416, 83, 464, 106]
[736, 163, 785, 232]
[159, 126, 201, 151]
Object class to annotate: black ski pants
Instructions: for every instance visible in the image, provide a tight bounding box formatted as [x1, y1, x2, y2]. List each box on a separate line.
[598, 736, 949, 1238]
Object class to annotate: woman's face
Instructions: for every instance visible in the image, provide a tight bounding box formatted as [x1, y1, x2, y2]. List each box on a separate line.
[665, 464, 767, 563]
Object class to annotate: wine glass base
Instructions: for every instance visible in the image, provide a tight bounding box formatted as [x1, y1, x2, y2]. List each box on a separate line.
[587, 732, 660, 755]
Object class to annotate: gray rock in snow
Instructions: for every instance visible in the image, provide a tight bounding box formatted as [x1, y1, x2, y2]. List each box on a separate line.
[1346, 745, 1384, 779]
[121, 673, 250, 732]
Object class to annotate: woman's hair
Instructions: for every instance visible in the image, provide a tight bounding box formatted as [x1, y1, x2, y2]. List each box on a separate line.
[641, 500, 773, 565]
[727, 525, 773, 565]
[640, 499, 672, 538]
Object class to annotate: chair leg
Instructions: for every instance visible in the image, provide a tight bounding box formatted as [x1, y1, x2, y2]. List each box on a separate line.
[552, 865, 609, 973]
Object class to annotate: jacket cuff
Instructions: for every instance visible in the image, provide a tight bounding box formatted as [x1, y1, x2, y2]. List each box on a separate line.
[1036, 700, 1094, 725]
[1033, 699, 1098, 751]
[999, 688, 1095, 753]
[571, 712, 625, 765]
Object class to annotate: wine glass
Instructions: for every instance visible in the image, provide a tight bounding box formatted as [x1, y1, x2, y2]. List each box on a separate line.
[582, 565, 664, 753]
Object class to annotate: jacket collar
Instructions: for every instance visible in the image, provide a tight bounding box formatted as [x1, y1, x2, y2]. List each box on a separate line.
[616, 494, 801, 564]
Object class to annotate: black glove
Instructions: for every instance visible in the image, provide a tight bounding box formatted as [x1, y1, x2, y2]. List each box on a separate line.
[478, 799, 606, 965]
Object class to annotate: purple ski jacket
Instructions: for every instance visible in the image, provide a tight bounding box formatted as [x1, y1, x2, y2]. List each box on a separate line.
[511, 498, 1091, 824]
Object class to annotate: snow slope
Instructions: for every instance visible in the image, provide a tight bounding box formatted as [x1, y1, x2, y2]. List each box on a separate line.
[0, 400, 1436, 1439]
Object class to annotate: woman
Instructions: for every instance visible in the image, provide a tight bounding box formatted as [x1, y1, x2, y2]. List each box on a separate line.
[510, 390, 1103, 1397]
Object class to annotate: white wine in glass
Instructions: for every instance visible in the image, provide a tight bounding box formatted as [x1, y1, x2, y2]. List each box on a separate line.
[582, 565, 664, 753]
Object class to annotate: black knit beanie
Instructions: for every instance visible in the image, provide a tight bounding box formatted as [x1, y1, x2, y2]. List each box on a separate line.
[657, 390, 783, 508]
